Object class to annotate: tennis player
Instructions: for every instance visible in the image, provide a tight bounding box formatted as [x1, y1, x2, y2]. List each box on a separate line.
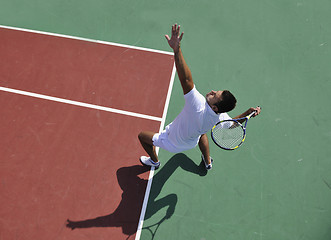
[138, 24, 261, 170]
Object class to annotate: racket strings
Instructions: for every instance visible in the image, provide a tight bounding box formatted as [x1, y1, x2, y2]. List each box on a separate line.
[212, 121, 245, 149]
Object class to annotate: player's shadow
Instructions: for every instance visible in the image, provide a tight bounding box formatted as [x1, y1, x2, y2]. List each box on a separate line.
[66, 153, 207, 238]
[144, 153, 207, 221]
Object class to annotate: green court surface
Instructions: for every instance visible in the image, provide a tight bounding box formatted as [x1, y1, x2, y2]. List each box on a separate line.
[1, 1, 331, 239]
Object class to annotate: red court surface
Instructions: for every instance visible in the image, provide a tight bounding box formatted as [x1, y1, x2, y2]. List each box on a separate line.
[0, 27, 174, 240]
[0, 27, 174, 118]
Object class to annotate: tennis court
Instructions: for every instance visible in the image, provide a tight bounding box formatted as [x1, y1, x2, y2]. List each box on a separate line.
[1, 1, 331, 240]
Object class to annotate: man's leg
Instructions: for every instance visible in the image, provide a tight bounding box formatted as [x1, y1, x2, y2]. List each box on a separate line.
[198, 134, 211, 165]
[138, 131, 159, 163]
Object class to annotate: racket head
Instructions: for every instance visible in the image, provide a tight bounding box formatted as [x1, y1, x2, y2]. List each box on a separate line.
[211, 119, 246, 150]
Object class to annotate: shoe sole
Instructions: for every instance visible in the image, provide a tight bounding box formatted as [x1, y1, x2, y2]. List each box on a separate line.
[140, 158, 160, 169]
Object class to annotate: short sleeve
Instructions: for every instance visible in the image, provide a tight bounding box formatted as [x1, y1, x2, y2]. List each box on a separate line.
[183, 85, 206, 112]
[219, 112, 231, 121]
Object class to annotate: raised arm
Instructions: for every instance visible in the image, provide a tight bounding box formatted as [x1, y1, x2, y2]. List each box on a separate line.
[234, 106, 261, 123]
[165, 24, 194, 95]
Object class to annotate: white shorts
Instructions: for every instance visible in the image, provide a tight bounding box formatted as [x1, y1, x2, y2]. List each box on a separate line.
[152, 130, 200, 153]
[152, 130, 182, 153]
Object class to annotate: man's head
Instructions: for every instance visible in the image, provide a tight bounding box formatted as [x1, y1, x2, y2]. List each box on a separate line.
[206, 90, 237, 113]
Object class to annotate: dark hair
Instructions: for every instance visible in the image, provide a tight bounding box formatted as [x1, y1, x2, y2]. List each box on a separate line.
[215, 90, 237, 113]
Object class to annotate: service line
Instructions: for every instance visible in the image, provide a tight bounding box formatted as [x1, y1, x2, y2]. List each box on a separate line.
[0, 86, 163, 122]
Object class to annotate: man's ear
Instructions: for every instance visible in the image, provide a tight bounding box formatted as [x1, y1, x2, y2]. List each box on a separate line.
[211, 105, 218, 113]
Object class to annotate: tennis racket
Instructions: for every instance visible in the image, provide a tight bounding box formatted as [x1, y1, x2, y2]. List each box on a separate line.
[211, 109, 259, 150]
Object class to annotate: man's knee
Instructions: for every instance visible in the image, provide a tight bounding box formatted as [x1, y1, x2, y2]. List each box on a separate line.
[138, 132, 145, 143]
[138, 131, 154, 145]
[199, 133, 207, 142]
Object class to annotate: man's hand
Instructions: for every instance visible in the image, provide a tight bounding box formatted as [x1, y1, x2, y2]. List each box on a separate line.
[165, 24, 184, 53]
[250, 106, 261, 117]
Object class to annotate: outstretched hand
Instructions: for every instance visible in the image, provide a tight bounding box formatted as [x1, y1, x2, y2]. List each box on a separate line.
[165, 24, 184, 53]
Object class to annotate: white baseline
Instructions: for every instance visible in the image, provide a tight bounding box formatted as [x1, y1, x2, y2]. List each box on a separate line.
[0, 25, 173, 56]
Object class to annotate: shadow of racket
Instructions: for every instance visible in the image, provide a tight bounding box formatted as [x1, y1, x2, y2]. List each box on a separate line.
[141, 216, 167, 240]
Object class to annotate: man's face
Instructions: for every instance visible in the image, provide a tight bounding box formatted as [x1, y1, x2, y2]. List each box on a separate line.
[206, 90, 223, 109]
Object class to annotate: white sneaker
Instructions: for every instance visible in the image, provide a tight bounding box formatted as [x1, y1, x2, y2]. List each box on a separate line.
[201, 155, 213, 170]
[139, 156, 160, 169]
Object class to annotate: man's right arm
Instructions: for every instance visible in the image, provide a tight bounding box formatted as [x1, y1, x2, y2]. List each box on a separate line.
[165, 24, 194, 95]
[174, 47, 194, 94]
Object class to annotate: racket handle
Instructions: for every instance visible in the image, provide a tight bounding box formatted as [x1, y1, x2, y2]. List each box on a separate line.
[248, 111, 256, 118]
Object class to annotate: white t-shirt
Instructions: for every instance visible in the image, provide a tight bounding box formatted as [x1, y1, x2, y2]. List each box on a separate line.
[164, 86, 231, 152]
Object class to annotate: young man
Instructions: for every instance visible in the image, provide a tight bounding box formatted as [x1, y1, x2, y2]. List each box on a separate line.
[138, 24, 261, 170]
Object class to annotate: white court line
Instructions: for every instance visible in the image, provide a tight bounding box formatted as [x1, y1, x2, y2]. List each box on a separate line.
[0, 86, 162, 122]
[0, 25, 173, 56]
[134, 62, 176, 240]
